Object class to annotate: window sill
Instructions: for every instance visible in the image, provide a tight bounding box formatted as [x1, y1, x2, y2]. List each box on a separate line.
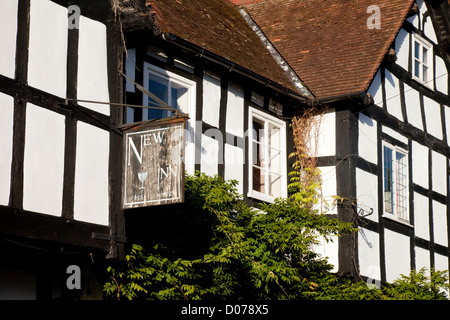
[382, 214, 414, 228]
[411, 76, 434, 91]
[247, 190, 277, 204]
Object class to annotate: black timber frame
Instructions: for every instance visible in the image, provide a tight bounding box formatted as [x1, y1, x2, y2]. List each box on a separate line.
[120, 30, 307, 249]
[319, 3, 450, 281]
[0, 0, 126, 259]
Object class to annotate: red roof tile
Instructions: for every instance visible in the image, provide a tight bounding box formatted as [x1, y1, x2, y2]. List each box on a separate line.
[242, 0, 414, 100]
[147, 0, 305, 94]
[227, 0, 265, 5]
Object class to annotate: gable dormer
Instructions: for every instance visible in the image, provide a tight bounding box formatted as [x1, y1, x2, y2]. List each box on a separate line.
[393, 0, 449, 95]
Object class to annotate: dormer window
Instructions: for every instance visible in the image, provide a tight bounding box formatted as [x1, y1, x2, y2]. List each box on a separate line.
[412, 33, 433, 89]
[142, 63, 194, 120]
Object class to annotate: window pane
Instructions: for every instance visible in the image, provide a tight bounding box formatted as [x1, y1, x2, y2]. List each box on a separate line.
[414, 60, 420, 78]
[147, 73, 168, 120]
[268, 147, 281, 175]
[396, 152, 408, 220]
[252, 141, 265, 167]
[423, 65, 428, 83]
[252, 120, 266, 169]
[268, 124, 281, 150]
[268, 123, 281, 176]
[253, 166, 265, 193]
[422, 47, 428, 64]
[268, 172, 281, 197]
[383, 146, 394, 214]
[171, 82, 189, 112]
[414, 41, 420, 59]
[252, 120, 264, 143]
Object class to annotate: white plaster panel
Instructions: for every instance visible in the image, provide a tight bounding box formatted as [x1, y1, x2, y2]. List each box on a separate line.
[358, 114, 377, 164]
[384, 70, 403, 121]
[423, 15, 437, 44]
[384, 229, 411, 283]
[368, 70, 382, 106]
[77, 16, 110, 115]
[413, 192, 429, 241]
[382, 126, 408, 145]
[404, 84, 423, 130]
[28, 0, 67, 98]
[446, 106, 450, 147]
[202, 73, 221, 128]
[394, 28, 409, 71]
[224, 144, 244, 195]
[200, 134, 219, 177]
[313, 235, 339, 273]
[74, 122, 110, 225]
[312, 109, 335, 157]
[435, 56, 448, 95]
[356, 168, 378, 223]
[434, 253, 450, 297]
[415, 246, 430, 271]
[225, 82, 244, 138]
[125, 48, 136, 93]
[412, 141, 429, 188]
[0, 93, 14, 205]
[418, 0, 426, 26]
[316, 166, 337, 215]
[358, 228, 380, 281]
[0, 0, 18, 79]
[423, 96, 442, 140]
[434, 253, 449, 273]
[433, 201, 448, 247]
[406, 0, 420, 29]
[431, 151, 447, 195]
[406, 14, 418, 29]
[184, 119, 197, 176]
[23, 104, 65, 216]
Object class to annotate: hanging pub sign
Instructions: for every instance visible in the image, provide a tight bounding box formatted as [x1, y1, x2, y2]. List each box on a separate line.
[121, 116, 187, 209]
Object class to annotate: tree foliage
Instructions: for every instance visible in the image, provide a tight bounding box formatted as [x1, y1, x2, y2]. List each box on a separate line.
[104, 172, 354, 300]
[103, 172, 449, 300]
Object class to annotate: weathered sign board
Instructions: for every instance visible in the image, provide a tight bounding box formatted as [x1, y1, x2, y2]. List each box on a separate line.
[122, 117, 187, 209]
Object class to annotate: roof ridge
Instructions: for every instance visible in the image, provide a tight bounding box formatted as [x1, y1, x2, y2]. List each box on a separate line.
[238, 7, 314, 98]
[241, 0, 418, 100]
[141, 0, 307, 97]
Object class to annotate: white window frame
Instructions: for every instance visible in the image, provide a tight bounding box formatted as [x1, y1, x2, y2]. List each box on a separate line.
[382, 140, 410, 224]
[141, 62, 197, 175]
[412, 33, 433, 89]
[142, 62, 196, 120]
[248, 107, 287, 203]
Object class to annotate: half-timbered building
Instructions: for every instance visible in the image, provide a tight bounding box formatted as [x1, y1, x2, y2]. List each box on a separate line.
[117, 0, 314, 255]
[1, 0, 449, 299]
[0, 0, 313, 299]
[0, 0, 125, 299]
[239, 0, 450, 286]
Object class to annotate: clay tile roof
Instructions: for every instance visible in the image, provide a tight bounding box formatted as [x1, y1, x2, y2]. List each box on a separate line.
[146, 0, 307, 95]
[241, 0, 414, 100]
